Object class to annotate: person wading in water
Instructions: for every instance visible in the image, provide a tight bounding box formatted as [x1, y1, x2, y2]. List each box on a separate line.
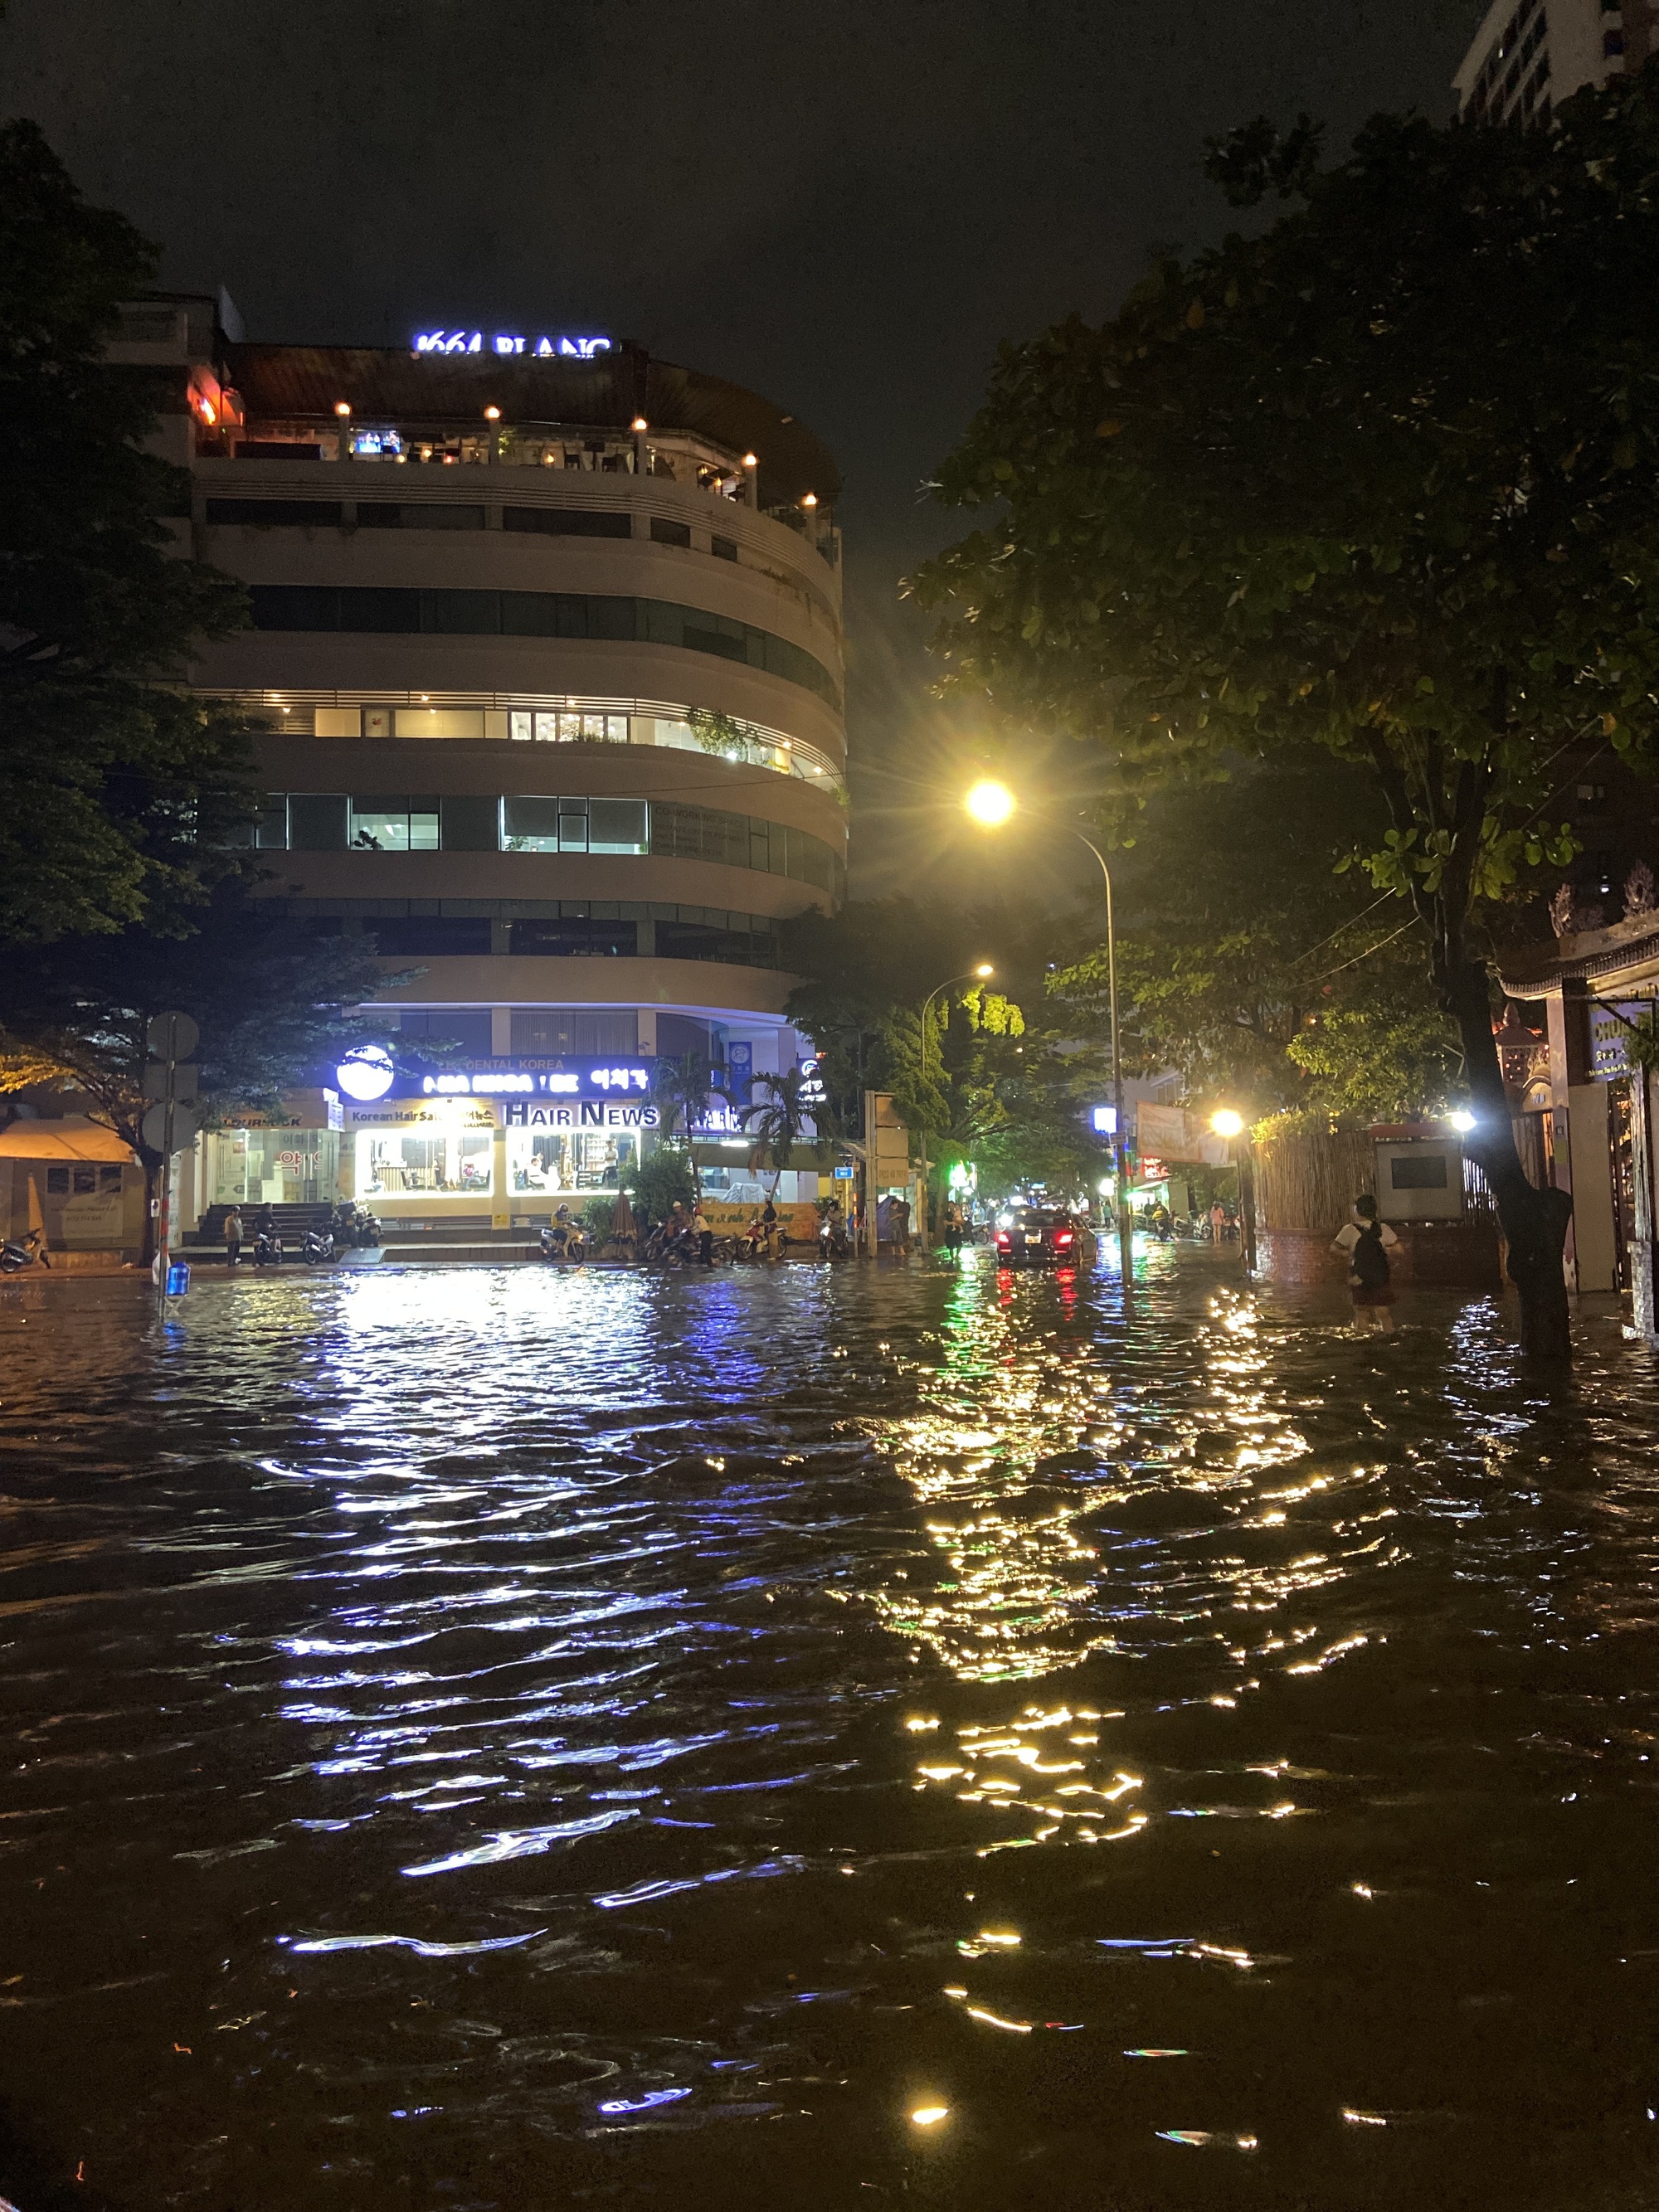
[1331, 1194, 1399, 1335]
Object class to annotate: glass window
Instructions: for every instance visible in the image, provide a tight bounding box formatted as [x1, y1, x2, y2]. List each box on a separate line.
[350, 795, 440, 851]
[503, 795, 561, 852]
[392, 708, 484, 738]
[559, 800, 588, 852]
[287, 794, 349, 851]
[509, 1008, 638, 1055]
[508, 916, 638, 955]
[507, 1124, 637, 1198]
[589, 799, 648, 853]
[650, 517, 692, 547]
[510, 710, 533, 741]
[396, 1009, 494, 1056]
[371, 916, 490, 956]
[440, 795, 500, 851]
[355, 1125, 491, 1196]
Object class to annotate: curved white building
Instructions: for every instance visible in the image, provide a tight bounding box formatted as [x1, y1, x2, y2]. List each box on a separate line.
[125, 300, 846, 1230]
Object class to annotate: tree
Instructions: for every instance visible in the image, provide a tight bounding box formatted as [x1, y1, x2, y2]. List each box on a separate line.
[741, 1067, 816, 1200]
[0, 884, 388, 1259]
[907, 79, 1659, 1356]
[782, 898, 1103, 1207]
[1049, 754, 1462, 1123]
[0, 121, 254, 945]
[647, 1049, 726, 1201]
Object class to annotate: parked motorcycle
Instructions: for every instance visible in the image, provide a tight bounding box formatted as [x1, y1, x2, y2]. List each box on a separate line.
[0, 1228, 51, 1274]
[301, 1228, 336, 1266]
[253, 1230, 284, 1267]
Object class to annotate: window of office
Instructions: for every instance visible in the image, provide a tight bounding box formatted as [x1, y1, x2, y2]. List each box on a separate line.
[509, 1009, 639, 1055]
[508, 916, 639, 956]
[508, 711, 629, 743]
[350, 795, 440, 852]
[370, 916, 491, 956]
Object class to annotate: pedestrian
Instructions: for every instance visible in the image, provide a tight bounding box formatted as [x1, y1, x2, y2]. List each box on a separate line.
[693, 1203, 714, 1269]
[223, 1206, 243, 1268]
[1209, 1198, 1228, 1246]
[1331, 1194, 1399, 1334]
[942, 1198, 963, 1257]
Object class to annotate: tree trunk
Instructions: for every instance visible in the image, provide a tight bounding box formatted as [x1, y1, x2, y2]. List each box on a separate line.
[1446, 963, 1573, 1360]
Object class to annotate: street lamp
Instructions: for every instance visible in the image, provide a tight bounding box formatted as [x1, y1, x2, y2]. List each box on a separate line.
[1209, 1107, 1256, 1274]
[916, 962, 994, 1251]
[966, 780, 1132, 1279]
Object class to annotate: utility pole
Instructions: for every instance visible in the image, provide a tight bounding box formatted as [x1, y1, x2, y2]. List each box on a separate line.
[143, 1011, 201, 1319]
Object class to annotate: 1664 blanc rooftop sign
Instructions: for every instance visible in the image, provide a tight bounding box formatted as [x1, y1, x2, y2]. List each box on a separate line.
[413, 330, 612, 359]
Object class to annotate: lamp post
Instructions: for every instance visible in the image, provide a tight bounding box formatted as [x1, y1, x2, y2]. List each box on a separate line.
[916, 963, 994, 1251]
[1209, 1106, 1256, 1275]
[965, 781, 1133, 1281]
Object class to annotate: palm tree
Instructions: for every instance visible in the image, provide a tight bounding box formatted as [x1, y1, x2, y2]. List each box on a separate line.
[648, 1049, 725, 1201]
[742, 1067, 815, 1202]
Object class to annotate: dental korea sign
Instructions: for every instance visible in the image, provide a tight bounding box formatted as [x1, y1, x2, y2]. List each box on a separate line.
[412, 329, 612, 358]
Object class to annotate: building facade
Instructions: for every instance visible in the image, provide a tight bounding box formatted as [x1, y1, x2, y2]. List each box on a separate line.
[111, 299, 846, 1230]
[1454, 0, 1651, 124]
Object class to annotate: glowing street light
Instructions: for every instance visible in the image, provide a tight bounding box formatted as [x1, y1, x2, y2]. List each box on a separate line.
[1209, 1107, 1255, 1273]
[965, 778, 1016, 828]
[966, 780, 1131, 1279]
[1448, 1109, 1477, 1133]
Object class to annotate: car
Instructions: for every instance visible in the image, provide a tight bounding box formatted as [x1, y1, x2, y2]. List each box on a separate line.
[993, 1206, 1097, 1266]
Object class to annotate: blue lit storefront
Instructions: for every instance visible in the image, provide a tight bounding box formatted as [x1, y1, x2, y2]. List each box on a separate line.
[337, 1053, 662, 1226]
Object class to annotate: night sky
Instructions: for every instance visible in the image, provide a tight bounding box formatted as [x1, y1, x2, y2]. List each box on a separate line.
[2, 0, 1485, 895]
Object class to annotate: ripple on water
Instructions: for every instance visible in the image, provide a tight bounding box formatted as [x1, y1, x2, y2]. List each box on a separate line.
[0, 1256, 1657, 2207]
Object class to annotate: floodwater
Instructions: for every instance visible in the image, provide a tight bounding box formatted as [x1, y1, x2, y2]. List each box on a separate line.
[0, 1251, 1657, 2211]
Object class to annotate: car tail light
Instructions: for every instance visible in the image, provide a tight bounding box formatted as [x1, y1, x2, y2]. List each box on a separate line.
[1055, 1232, 1073, 1247]
[995, 1231, 1011, 1248]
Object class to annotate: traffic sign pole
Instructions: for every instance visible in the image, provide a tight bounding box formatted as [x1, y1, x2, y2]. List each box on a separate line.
[144, 1011, 200, 1320]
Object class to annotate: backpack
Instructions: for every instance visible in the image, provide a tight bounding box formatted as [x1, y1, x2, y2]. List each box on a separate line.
[1350, 1223, 1390, 1288]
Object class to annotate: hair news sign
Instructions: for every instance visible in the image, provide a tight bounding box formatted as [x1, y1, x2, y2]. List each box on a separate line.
[504, 1101, 659, 1131]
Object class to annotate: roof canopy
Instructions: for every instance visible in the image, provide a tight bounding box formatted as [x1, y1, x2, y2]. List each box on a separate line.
[0, 1119, 136, 1163]
[223, 341, 841, 507]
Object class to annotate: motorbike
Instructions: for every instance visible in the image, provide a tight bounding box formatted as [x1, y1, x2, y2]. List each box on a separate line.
[253, 1230, 285, 1267]
[1, 1228, 51, 1273]
[302, 1228, 336, 1265]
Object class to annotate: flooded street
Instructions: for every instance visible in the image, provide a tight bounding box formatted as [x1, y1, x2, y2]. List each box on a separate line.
[2, 1249, 1657, 2210]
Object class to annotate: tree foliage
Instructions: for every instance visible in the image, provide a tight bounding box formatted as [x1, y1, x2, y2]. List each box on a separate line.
[1048, 755, 1461, 1121]
[907, 79, 1659, 1351]
[781, 897, 1109, 1203]
[0, 884, 389, 1252]
[0, 120, 254, 945]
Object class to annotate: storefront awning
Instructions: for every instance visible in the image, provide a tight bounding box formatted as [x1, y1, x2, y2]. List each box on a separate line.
[0, 1118, 137, 1164]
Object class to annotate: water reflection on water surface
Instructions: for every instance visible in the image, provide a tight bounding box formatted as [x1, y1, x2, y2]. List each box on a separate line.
[1, 1252, 1657, 2210]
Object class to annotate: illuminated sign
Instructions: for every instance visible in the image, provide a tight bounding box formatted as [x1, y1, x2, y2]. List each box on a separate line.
[411, 329, 612, 359]
[336, 1045, 395, 1101]
[420, 1063, 651, 1098]
[1090, 1104, 1118, 1135]
[504, 1101, 659, 1130]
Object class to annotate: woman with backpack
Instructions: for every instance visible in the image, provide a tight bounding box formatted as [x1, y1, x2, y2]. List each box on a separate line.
[1331, 1194, 1399, 1334]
